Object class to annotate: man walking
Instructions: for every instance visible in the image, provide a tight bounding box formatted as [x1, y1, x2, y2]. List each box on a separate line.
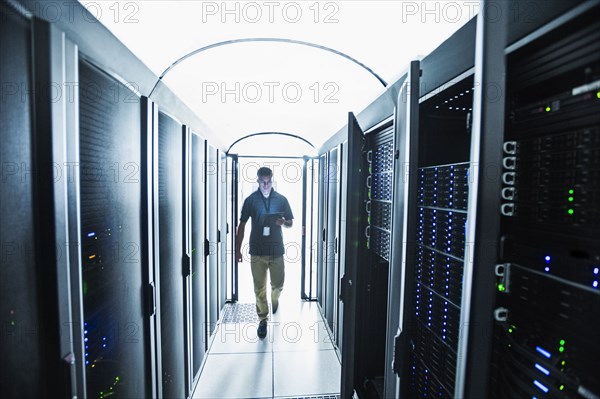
[235, 167, 294, 339]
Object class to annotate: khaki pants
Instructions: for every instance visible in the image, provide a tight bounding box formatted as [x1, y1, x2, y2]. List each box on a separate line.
[250, 255, 285, 321]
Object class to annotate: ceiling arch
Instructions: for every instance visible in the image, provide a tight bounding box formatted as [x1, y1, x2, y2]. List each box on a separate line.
[227, 131, 316, 154]
[149, 37, 388, 97]
[227, 132, 317, 157]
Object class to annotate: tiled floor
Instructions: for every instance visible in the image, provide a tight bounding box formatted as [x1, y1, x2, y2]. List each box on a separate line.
[192, 265, 341, 399]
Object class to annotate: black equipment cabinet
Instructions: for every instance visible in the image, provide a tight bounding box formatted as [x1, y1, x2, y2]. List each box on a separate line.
[325, 147, 340, 334]
[79, 60, 151, 398]
[354, 124, 394, 399]
[0, 6, 44, 397]
[404, 77, 475, 399]
[157, 111, 187, 398]
[388, 18, 478, 399]
[205, 144, 219, 337]
[490, 2, 600, 398]
[191, 132, 207, 385]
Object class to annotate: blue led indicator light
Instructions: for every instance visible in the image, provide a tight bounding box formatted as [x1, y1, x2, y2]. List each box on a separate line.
[87, 232, 95, 237]
[535, 363, 550, 376]
[593, 281, 598, 288]
[533, 380, 549, 393]
[536, 346, 551, 358]
[544, 256, 551, 262]
[594, 267, 599, 275]
[544, 267, 550, 272]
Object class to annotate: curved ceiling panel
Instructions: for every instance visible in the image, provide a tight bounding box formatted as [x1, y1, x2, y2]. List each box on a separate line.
[160, 41, 383, 149]
[80, 0, 480, 149]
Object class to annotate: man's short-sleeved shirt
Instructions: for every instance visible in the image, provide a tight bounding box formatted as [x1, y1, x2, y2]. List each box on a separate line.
[240, 189, 294, 256]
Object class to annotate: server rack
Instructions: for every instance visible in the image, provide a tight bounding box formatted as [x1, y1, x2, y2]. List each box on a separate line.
[352, 121, 394, 399]
[205, 144, 219, 336]
[325, 147, 341, 335]
[218, 150, 229, 309]
[317, 152, 327, 314]
[303, 157, 320, 300]
[337, 142, 349, 349]
[0, 9, 77, 397]
[191, 132, 207, 388]
[407, 74, 474, 399]
[340, 113, 368, 399]
[490, 2, 600, 398]
[157, 111, 187, 398]
[393, 15, 478, 396]
[78, 58, 152, 398]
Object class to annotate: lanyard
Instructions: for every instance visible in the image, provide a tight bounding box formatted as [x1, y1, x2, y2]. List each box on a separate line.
[260, 190, 271, 213]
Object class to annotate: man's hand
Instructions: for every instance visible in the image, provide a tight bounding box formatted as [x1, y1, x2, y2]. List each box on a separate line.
[276, 218, 293, 228]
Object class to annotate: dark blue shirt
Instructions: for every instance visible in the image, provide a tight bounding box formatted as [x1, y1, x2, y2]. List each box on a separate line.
[240, 189, 294, 256]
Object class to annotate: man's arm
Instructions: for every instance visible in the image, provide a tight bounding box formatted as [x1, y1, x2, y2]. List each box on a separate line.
[235, 221, 246, 262]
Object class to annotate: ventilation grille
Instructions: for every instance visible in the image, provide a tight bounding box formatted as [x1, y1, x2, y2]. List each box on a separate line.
[221, 303, 261, 324]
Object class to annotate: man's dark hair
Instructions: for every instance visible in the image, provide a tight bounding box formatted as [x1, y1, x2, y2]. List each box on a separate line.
[257, 167, 273, 178]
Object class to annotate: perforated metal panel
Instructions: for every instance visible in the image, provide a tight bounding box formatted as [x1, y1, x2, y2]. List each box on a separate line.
[409, 163, 469, 398]
[220, 303, 261, 324]
[366, 129, 394, 261]
[157, 111, 185, 398]
[79, 60, 148, 398]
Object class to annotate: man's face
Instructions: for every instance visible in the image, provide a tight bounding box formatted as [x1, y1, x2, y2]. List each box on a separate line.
[258, 175, 272, 196]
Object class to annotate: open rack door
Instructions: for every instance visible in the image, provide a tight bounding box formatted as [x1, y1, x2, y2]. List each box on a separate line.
[386, 60, 421, 398]
[340, 112, 366, 399]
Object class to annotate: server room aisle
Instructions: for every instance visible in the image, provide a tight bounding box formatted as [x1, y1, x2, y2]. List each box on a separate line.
[193, 263, 341, 398]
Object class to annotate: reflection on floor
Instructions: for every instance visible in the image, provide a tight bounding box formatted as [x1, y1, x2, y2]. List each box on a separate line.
[192, 261, 341, 399]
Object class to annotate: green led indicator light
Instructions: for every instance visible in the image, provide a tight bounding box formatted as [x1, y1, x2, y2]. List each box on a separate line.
[559, 346, 565, 353]
[560, 385, 565, 391]
[508, 328, 513, 333]
[568, 209, 574, 215]
[561, 360, 566, 366]
[560, 339, 566, 345]
[498, 283, 505, 292]
[568, 197, 574, 202]
[597, 91, 600, 99]
[545, 106, 551, 112]
[569, 189, 574, 194]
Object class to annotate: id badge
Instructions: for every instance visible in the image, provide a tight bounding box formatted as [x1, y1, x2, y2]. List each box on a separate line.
[263, 226, 270, 236]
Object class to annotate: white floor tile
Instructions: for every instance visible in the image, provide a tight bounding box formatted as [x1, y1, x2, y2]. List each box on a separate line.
[193, 352, 273, 399]
[273, 349, 341, 397]
[209, 323, 273, 354]
[271, 319, 336, 352]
